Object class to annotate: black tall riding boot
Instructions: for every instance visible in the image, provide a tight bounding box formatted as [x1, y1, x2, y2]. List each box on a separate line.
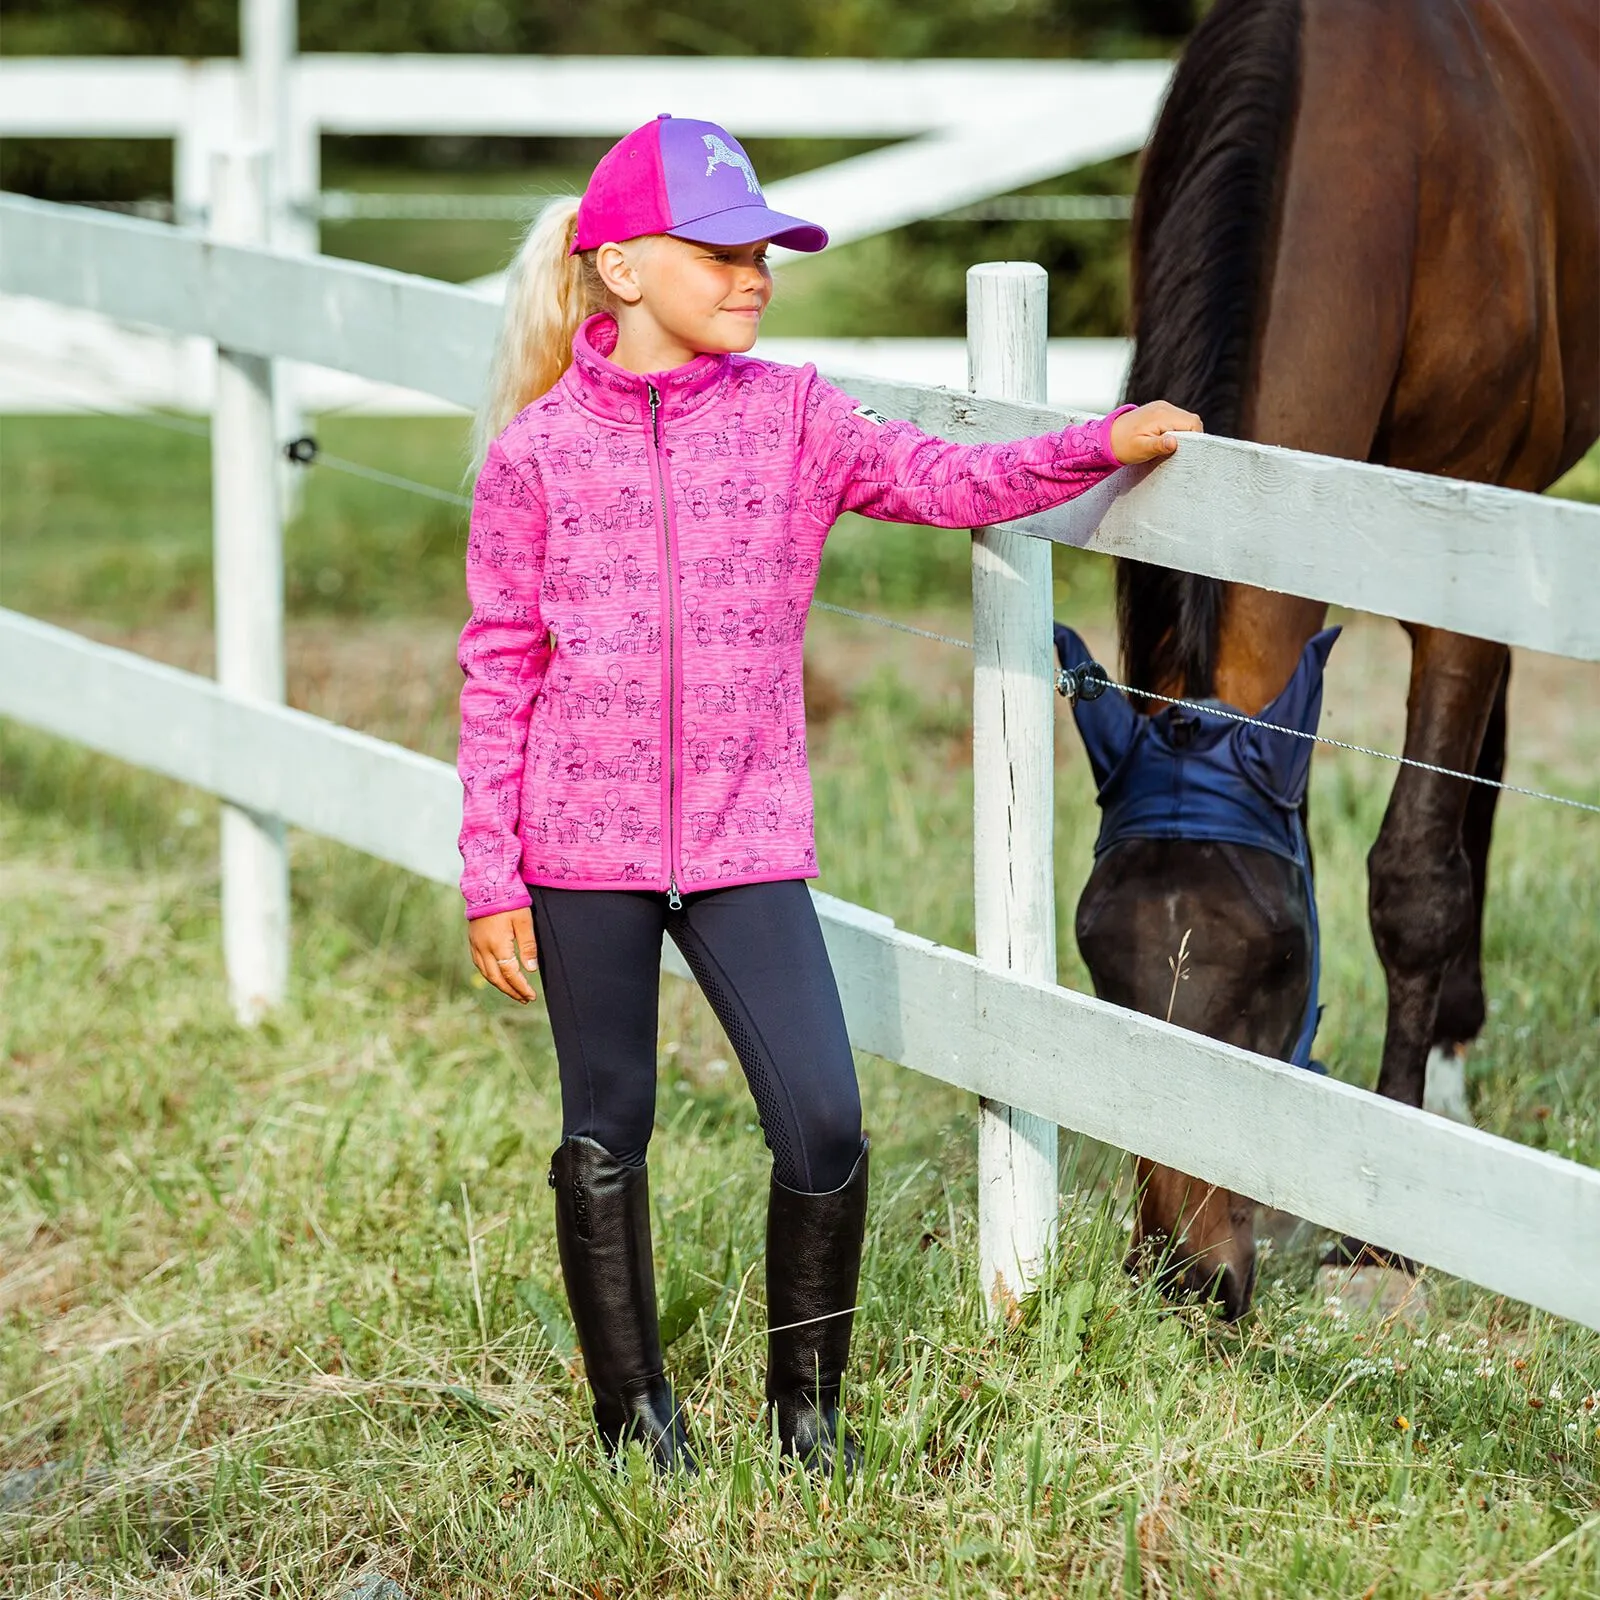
[764, 1140, 869, 1474]
[549, 1137, 695, 1473]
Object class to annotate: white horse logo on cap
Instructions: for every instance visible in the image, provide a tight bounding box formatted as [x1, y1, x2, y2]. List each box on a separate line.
[702, 133, 761, 196]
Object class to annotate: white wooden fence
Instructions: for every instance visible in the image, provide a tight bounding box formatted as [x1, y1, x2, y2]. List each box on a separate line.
[0, 50, 1170, 255]
[0, 44, 1164, 419]
[3, 188, 1599, 1330]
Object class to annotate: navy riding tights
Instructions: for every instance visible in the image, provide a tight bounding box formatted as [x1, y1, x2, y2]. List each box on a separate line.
[528, 879, 863, 1194]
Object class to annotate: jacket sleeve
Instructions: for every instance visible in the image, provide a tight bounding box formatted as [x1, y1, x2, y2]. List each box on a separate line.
[456, 439, 552, 920]
[797, 371, 1133, 530]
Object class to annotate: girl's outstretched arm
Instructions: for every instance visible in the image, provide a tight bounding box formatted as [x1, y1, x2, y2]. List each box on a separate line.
[457, 440, 551, 926]
[797, 374, 1200, 530]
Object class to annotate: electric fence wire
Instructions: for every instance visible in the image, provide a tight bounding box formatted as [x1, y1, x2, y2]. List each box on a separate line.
[284, 436, 473, 509]
[804, 601, 976, 650]
[80, 194, 1138, 225]
[1057, 671, 1600, 817]
[15, 376, 1596, 818]
[0, 353, 475, 509]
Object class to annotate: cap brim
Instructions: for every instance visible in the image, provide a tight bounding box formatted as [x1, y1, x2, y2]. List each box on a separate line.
[671, 204, 828, 253]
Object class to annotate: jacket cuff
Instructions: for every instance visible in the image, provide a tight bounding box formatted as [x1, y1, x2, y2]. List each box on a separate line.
[465, 890, 533, 921]
[1093, 403, 1139, 466]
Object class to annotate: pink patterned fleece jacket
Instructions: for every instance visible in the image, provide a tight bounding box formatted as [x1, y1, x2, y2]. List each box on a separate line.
[457, 312, 1128, 917]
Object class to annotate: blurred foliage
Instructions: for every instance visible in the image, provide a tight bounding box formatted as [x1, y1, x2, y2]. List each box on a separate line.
[302, 148, 1137, 337]
[760, 155, 1138, 338]
[0, 1, 1189, 338]
[0, 0, 1189, 294]
[0, 0, 1196, 58]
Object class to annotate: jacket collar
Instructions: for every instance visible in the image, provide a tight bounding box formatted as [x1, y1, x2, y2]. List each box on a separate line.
[563, 312, 729, 428]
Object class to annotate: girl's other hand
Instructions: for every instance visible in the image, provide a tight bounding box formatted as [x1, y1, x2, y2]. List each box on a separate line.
[1109, 401, 1204, 465]
[468, 908, 539, 1004]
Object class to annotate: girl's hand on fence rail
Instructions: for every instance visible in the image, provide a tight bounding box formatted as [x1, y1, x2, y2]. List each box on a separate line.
[468, 909, 539, 1004]
[1110, 401, 1204, 464]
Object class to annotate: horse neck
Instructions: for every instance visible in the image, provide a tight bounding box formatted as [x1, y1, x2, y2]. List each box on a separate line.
[1119, 0, 1345, 713]
[1206, 0, 1431, 711]
[1121, 0, 1599, 714]
[1258, 0, 1596, 474]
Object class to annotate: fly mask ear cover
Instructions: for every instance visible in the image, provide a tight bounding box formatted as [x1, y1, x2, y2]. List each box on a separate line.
[1054, 623, 1342, 1068]
[1053, 623, 1138, 787]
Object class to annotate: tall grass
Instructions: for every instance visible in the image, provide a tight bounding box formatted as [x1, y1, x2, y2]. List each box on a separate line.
[1, 416, 1596, 1595]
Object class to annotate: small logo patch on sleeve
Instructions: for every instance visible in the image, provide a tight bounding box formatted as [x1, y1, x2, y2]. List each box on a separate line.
[851, 405, 891, 426]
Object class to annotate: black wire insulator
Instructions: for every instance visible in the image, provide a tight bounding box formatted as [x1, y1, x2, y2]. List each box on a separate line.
[1056, 661, 1109, 701]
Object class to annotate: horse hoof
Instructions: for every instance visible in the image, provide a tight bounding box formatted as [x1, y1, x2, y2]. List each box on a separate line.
[1315, 1263, 1432, 1327]
[1423, 1045, 1474, 1124]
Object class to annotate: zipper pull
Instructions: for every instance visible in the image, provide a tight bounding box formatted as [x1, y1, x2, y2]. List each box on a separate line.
[667, 878, 683, 912]
[648, 382, 662, 444]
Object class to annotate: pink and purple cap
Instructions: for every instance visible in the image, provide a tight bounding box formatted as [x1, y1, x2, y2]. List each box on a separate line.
[571, 114, 828, 255]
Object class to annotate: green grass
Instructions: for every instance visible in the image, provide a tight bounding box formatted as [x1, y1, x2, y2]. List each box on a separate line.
[0, 413, 1114, 622]
[1551, 448, 1600, 506]
[1, 417, 1597, 1595]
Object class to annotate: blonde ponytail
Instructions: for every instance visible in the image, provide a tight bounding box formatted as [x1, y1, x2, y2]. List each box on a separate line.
[472, 196, 608, 468]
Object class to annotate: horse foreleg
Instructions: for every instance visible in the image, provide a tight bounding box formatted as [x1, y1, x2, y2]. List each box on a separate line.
[1423, 657, 1510, 1121]
[1367, 628, 1510, 1110]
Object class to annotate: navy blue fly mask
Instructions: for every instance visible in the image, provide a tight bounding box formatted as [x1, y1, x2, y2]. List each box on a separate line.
[1054, 624, 1341, 1069]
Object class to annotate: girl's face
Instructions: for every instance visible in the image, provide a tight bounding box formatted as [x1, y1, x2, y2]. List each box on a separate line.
[598, 235, 773, 370]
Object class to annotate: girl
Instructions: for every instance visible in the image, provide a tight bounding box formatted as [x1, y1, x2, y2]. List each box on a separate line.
[458, 114, 1200, 1476]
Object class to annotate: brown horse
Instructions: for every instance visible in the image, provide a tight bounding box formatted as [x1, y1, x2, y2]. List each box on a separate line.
[1083, 0, 1598, 1318]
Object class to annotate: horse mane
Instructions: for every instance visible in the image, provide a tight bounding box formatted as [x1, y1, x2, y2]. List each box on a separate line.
[1118, 0, 1305, 699]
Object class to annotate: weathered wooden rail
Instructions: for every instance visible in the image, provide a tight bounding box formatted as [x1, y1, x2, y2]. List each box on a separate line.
[7, 194, 1593, 661]
[3, 189, 1598, 1329]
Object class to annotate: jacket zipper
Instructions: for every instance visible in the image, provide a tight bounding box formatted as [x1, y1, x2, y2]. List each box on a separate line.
[647, 382, 683, 910]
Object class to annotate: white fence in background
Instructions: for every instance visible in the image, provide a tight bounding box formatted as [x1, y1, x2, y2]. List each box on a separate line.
[0, 52, 1169, 252]
[0, 49, 1163, 417]
[2, 188, 1599, 1330]
[0, 294, 1133, 418]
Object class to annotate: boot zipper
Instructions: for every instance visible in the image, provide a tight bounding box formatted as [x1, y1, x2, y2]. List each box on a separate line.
[647, 382, 683, 910]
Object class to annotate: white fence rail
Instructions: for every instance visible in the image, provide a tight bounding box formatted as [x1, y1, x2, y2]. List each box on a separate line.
[0, 54, 1162, 138]
[0, 50, 1164, 416]
[3, 192, 1598, 1328]
[5, 193, 1597, 662]
[0, 298, 1133, 417]
[6, 610, 1598, 1328]
[0, 54, 1170, 254]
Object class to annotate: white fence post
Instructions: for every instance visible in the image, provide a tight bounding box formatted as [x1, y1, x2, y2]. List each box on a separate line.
[968, 262, 1058, 1317]
[210, 148, 290, 1024]
[241, 0, 311, 512]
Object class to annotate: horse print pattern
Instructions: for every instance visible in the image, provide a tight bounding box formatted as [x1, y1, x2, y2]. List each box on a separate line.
[702, 132, 762, 195]
[457, 311, 1126, 916]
